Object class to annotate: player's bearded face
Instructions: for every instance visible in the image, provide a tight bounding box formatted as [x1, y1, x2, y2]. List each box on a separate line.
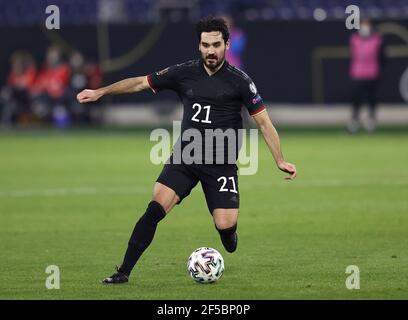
[203, 49, 225, 70]
[199, 32, 229, 70]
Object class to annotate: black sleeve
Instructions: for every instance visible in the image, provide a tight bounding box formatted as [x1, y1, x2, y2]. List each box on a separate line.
[147, 64, 183, 93]
[240, 77, 266, 116]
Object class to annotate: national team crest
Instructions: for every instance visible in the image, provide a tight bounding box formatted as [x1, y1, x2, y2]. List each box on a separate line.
[249, 82, 257, 95]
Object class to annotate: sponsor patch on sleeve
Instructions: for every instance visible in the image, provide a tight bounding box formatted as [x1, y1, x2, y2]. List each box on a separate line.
[252, 94, 262, 105]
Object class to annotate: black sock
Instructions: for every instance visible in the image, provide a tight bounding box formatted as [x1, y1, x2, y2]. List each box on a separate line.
[216, 224, 238, 253]
[119, 201, 166, 276]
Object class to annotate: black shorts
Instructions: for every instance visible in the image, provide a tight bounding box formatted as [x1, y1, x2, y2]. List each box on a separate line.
[156, 156, 239, 214]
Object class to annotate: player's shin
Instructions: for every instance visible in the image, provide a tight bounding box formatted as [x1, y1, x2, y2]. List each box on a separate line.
[216, 223, 238, 253]
[119, 201, 166, 275]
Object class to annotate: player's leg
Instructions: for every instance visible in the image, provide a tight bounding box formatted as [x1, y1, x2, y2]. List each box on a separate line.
[117, 183, 179, 273]
[103, 161, 199, 284]
[213, 208, 239, 253]
[151, 182, 180, 213]
[199, 164, 240, 253]
[348, 80, 363, 133]
[353, 81, 364, 119]
[365, 79, 378, 132]
[102, 183, 179, 284]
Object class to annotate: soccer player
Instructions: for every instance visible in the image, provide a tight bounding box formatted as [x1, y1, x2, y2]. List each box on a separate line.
[77, 16, 297, 284]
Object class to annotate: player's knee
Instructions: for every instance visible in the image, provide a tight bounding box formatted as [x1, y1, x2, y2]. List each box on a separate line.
[212, 208, 238, 229]
[152, 195, 179, 214]
[215, 222, 237, 234]
[214, 217, 237, 231]
[152, 184, 179, 213]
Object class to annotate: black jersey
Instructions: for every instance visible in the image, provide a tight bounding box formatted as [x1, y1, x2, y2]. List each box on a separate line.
[147, 59, 266, 164]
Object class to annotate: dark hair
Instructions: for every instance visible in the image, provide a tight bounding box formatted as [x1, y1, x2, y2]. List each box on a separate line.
[195, 16, 230, 43]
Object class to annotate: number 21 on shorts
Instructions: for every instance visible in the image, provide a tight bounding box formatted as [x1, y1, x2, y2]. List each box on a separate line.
[217, 176, 238, 193]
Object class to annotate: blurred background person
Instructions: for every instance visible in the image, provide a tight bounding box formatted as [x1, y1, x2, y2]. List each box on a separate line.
[0, 51, 37, 128]
[347, 18, 385, 133]
[67, 51, 88, 124]
[223, 15, 247, 70]
[223, 15, 250, 128]
[67, 52, 103, 125]
[31, 45, 71, 127]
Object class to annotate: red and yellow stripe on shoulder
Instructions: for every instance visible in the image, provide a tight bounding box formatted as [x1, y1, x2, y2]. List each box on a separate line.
[249, 105, 267, 116]
[146, 74, 158, 94]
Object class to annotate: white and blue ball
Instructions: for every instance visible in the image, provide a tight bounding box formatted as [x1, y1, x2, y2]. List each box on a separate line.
[187, 247, 224, 283]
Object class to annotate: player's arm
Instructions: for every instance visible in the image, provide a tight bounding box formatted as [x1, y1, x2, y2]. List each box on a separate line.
[76, 76, 151, 103]
[252, 110, 297, 180]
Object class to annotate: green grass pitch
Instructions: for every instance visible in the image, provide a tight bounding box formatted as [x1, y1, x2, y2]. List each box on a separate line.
[0, 128, 407, 299]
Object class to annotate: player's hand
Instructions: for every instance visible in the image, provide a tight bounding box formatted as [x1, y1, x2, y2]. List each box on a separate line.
[278, 161, 297, 180]
[76, 89, 102, 103]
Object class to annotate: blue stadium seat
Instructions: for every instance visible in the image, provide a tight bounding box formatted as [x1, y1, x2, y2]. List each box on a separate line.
[0, 0, 407, 26]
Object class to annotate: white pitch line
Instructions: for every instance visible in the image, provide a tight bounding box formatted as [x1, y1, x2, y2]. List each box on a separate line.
[240, 179, 408, 188]
[0, 179, 407, 198]
[0, 186, 149, 198]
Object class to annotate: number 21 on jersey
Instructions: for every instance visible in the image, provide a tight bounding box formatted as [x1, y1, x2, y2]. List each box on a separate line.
[191, 103, 211, 123]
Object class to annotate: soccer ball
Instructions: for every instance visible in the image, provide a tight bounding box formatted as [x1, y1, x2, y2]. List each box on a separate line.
[187, 247, 224, 283]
